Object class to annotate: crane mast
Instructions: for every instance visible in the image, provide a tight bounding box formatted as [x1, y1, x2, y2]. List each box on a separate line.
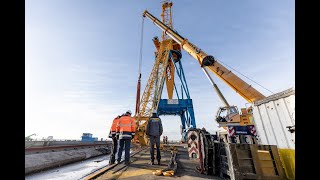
[134, 1, 183, 146]
[143, 10, 266, 103]
[161, 0, 173, 40]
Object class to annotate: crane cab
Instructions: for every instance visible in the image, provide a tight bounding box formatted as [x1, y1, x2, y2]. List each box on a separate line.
[215, 106, 254, 127]
[215, 105, 241, 125]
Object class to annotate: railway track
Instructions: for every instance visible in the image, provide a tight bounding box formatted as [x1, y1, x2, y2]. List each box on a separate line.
[81, 146, 147, 180]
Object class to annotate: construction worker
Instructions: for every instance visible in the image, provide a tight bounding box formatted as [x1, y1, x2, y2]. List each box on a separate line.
[116, 110, 135, 165]
[108, 115, 121, 165]
[146, 109, 163, 165]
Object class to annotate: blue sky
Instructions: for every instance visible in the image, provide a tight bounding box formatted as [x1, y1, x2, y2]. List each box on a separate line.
[25, 0, 294, 141]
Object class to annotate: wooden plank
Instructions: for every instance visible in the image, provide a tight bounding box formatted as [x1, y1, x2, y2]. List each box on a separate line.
[260, 160, 275, 168]
[261, 167, 276, 175]
[257, 150, 272, 160]
[241, 174, 282, 180]
[239, 166, 255, 174]
[249, 145, 263, 176]
[237, 149, 251, 158]
[238, 159, 254, 167]
[270, 146, 286, 178]
[229, 144, 241, 180]
[225, 143, 236, 180]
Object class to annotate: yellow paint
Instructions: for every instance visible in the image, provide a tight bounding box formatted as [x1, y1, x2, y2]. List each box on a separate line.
[278, 148, 295, 179]
[161, 0, 173, 40]
[240, 114, 253, 125]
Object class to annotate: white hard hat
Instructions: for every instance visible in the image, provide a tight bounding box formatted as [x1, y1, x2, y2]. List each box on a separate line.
[152, 109, 157, 114]
[126, 110, 132, 114]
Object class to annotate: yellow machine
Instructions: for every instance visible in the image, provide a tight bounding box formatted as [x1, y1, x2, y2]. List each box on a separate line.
[200, 62, 254, 127]
[135, 1, 266, 146]
[142, 5, 294, 179]
[134, 0, 181, 146]
[142, 8, 265, 129]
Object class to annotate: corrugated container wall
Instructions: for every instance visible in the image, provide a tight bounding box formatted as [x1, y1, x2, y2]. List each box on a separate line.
[252, 88, 295, 148]
[252, 87, 295, 179]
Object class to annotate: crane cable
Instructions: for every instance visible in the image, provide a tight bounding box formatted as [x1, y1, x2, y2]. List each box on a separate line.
[217, 60, 275, 95]
[138, 17, 144, 77]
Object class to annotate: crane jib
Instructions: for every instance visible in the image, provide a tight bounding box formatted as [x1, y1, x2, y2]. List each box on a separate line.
[142, 9, 266, 103]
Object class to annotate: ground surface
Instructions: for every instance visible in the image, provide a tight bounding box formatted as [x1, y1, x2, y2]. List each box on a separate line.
[94, 144, 223, 180]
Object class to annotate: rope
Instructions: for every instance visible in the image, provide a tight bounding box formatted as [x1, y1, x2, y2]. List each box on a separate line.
[218, 60, 275, 95]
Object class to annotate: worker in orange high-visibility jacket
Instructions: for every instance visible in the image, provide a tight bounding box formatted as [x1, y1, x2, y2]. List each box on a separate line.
[116, 110, 135, 165]
[108, 115, 122, 165]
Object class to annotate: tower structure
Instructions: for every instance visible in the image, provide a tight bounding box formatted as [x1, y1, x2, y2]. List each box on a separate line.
[135, 1, 196, 145]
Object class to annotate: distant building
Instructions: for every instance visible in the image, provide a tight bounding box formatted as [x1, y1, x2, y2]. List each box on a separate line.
[81, 133, 98, 142]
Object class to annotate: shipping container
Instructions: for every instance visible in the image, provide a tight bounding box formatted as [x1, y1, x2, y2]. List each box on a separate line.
[252, 87, 295, 179]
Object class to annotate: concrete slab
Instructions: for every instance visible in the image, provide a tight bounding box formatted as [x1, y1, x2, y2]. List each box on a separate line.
[25, 148, 109, 175]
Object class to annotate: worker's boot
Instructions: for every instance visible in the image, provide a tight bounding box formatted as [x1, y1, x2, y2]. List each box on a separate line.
[109, 158, 115, 165]
[149, 160, 155, 165]
[157, 159, 161, 165]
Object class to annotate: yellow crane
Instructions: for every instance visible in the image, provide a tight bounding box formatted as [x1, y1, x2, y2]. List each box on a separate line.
[143, 10, 265, 103]
[134, 0, 182, 146]
[141, 6, 294, 179]
[135, 1, 267, 146]
[142, 9, 266, 129]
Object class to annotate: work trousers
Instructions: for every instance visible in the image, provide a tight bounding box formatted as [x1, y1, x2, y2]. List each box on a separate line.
[109, 137, 118, 164]
[117, 139, 131, 163]
[149, 135, 161, 161]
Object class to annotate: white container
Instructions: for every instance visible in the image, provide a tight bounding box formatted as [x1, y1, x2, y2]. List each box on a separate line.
[252, 88, 295, 149]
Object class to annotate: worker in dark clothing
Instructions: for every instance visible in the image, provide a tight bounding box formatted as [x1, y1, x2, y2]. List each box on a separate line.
[108, 115, 121, 165]
[116, 110, 136, 165]
[146, 109, 163, 165]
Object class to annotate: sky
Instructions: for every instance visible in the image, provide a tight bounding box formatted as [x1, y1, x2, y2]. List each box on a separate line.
[25, 0, 294, 141]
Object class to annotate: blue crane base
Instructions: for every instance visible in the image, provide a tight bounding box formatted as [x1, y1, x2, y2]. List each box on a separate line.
[157, 99, 196, 142]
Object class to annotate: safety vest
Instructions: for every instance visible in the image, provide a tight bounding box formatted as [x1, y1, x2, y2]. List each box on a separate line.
[116, 115, 136, 140]
[108, 116, 120, 138]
